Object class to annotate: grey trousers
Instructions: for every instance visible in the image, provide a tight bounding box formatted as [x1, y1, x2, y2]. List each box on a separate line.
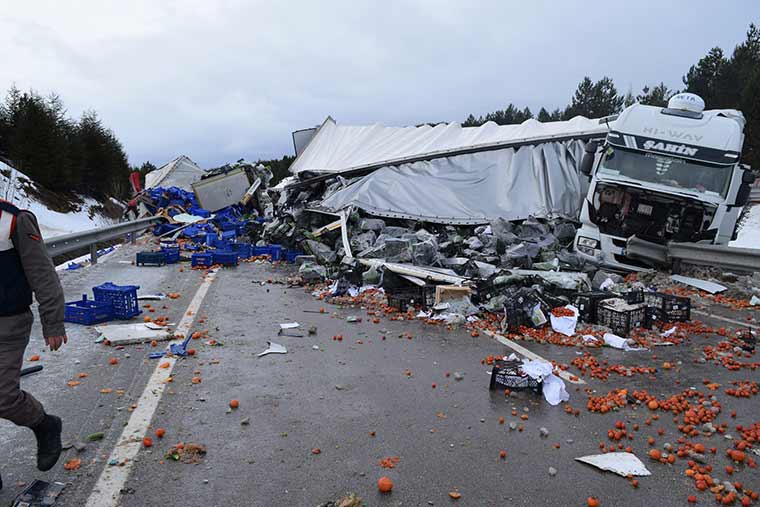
[0, 310, 45, 427]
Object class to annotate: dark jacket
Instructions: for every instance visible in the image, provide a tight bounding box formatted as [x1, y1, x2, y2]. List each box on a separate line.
[0, 200, 65, 337]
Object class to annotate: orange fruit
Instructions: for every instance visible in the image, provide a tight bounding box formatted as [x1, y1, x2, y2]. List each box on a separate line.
[142, 437, 153, 447]
[377, 476, 393, 493]
[229, 399, 239, 409]
[155, 428, 166, 438]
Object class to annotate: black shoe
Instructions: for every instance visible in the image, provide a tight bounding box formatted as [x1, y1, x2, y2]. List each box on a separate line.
[31, 414, 62, 472]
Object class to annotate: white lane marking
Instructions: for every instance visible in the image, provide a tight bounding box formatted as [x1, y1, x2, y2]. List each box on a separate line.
[482, 330, 586, 385]
[85, 270, 217, 507]
[692, 309, 752, 329]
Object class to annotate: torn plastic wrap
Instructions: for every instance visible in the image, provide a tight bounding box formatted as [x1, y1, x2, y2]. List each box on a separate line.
[319, 141, 588, 225]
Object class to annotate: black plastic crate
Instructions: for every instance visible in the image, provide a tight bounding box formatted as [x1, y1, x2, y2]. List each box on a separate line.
[386, 285, 436, 311]
[647, 292, 690, 322]
[627, 290, 691, 323]
[597, 299, 648, 337]
[575, 291, 619, 324]
[489, 359, 542, 393]
[500, 301, 530, 332]
[136, 251, 166, 267]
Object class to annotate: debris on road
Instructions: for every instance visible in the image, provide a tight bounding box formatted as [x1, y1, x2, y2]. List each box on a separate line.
[166, 442, 207, 464]
[257, 341, 287, 357]
[94, 323, 172, 346]
[575, 452, 651, 477]
[11, 480, 65, 507]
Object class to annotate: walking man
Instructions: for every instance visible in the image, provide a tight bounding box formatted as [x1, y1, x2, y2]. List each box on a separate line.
[0, 199, 66, 486]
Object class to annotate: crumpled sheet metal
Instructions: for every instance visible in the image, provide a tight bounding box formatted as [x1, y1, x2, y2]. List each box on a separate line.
[319, 140, 587, 225]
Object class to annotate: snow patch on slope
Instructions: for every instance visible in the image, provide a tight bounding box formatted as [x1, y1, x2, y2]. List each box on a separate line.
[730, 205, 760, 250]
[0, 159, 117, 238]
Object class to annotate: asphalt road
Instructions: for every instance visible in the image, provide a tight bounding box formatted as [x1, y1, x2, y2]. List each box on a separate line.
[1, 241, 758, 507]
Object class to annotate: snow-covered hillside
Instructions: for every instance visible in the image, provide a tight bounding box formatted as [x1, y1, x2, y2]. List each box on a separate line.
[731, 205, 760, 250]
[0, 159, 119, 238]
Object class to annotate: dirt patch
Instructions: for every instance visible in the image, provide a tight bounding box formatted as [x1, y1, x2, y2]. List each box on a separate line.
[22, 179, 83, 214]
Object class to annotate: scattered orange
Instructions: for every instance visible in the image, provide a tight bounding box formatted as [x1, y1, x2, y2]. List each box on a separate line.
[377, 476, 393, 493]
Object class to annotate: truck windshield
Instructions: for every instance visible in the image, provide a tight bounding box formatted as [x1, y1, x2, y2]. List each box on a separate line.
[597, 146, 733, 197]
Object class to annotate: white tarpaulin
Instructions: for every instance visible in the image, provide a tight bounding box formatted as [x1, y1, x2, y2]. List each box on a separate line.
[319, 140, 588, 224]
[290, 116, 612, 175]
[145, 155, 205, 190]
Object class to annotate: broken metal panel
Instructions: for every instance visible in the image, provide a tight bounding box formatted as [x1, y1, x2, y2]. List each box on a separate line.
[191, 167, 250, 212]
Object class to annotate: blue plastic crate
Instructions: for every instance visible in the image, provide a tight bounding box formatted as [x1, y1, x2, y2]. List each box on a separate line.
[205, 233, 217, 246]
[232, 243, 253, 259]
[211, 249, 239, 266]
[236, 222, 249, 236]
[136, 251, 167, 266]
[161, 247, 180, 264]
[191, 252, 214, 268]
[253, 246, 270, 257]
[189, 207, 211, 218]
[220, 230, 237, 241]
[220, 222, 238, 232]
[268, 244, 283, 261]
[285, 249, 304, 264]
[64, 295, 113, 325]
[93, 283, 140, 319]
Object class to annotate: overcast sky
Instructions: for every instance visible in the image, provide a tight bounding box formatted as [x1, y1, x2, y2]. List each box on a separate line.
[0, 1, 757, 169]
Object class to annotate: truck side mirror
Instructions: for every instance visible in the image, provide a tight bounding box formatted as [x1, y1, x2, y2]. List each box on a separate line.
[580, 140, 598, 177]
[735, 169, 756, 207]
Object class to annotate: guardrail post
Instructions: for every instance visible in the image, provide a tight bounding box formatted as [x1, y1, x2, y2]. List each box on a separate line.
[130, 232, 136, 245]
[90, 244, 98, 264]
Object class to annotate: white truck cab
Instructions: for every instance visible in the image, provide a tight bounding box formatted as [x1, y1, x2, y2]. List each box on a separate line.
[574, 93, 754, 271]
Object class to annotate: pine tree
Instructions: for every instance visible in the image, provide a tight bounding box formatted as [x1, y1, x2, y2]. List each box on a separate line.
[637, 82, 675, 107]
[683, 47, 727, 106]
[564, 76, 623, 119]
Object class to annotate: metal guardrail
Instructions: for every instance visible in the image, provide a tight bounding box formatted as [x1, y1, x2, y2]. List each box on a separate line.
[45, 216, 163, 262]
[668, 242, 760, 272]
[626, 236, 760, 273]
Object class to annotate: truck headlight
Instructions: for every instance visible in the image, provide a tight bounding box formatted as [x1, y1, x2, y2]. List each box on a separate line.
[577, 236, 599, 249]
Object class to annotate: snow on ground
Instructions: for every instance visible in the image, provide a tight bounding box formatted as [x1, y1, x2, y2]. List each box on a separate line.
[730, 204, 760, 249]
[0, 159, 116, 238]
